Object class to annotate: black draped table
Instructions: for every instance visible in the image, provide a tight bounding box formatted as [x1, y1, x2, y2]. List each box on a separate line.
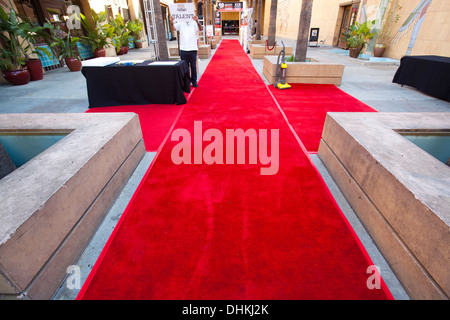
[393, 55, 450, 101]
[82, 60, 191, 108]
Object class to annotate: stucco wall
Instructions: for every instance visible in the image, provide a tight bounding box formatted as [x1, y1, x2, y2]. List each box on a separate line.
[262, 0, 450, 60]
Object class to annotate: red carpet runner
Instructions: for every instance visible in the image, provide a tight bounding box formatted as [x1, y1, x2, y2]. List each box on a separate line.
[78, 40, 392, 300]
[268, 83, 377, 152]
[86, 103, 185, 152]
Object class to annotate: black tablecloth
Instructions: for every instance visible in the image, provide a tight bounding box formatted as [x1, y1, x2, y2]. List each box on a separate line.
[393, 55, 450, 101]
[82, 60, 190, 108]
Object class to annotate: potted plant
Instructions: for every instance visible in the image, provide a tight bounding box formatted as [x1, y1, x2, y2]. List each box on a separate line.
[19, 16, 54, 81]
[0, 7, 34, 85]
[345, 20, 376, 58]
[24, 46, 51, 81]
[78, 9, 110, 57]
[127, 19, 144, 48]
[373, 0, 401, 57]
[105, 14, 130, 55]
[47, 24, 82, 71]
[0, 47, 29, 85]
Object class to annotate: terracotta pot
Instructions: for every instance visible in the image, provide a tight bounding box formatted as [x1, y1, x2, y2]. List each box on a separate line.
[123, 46, 129, 54]
[2, 68, 30, 85]
[135, 41, 144, 49]
[116, 47, 125, 55]
[64, 57, 82, 72]
[373, 43, 386, 57]
[25, 58, 44, 81]
[349, 46, 362, 58]
[94, 48, 106, 57]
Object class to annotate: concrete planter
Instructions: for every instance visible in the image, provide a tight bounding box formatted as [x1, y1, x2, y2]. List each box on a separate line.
[198, 44, 211, 59]
[263, 56, 345, 86]
[0, 113, 145, 299]
[250, 44, 294, 59]
[318, 112, 450, 300]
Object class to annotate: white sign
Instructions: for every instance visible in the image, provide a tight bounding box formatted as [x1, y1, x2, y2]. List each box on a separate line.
[169, 3, 195, 23]
[206, 25, 213, 38]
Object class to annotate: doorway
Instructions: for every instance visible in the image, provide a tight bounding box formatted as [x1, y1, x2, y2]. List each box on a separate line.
[336, 3, 359, 48]
[221, 11, 240, 36]
[222, 20, 239, 35]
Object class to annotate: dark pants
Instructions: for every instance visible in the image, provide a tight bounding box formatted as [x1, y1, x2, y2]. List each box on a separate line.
[180, 50, 197, 84]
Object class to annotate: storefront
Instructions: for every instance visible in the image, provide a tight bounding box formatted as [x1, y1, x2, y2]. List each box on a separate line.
[216, 1, 243, 35]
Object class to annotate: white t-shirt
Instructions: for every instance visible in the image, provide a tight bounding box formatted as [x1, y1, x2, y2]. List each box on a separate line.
[174, 20, 199, 51]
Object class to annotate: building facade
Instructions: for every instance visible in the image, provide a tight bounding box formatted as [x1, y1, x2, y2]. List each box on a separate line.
[263, 0, 450, 60]
[0, 0, 175, 52]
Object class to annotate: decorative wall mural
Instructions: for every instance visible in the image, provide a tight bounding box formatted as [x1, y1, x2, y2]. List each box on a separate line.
[278, 0, 291, 36]
[391, 0, 433, 55]
[359, 0, 368, 22]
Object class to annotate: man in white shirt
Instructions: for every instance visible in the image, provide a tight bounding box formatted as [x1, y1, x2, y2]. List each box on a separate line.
[170, 15, 203, 87]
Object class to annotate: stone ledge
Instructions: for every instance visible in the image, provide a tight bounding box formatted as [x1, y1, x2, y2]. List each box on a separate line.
[250, 44, 294, 59]
[263, 55, 345, 86]
[0, 113, 145, 299]
[199, 44, 211, 59]
[317, 112, 450, 300]
[169, 47, 179, 57]
[248, 40, 266, 45]
[210, 39, 217, 49]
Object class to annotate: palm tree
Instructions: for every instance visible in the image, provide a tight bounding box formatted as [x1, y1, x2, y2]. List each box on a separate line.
[153, 0, 169, 60]
[268, 0, 278, 47]
[250, 0, 256, 26]
[204, 0, 210, 44]
[211, 0, 216, 36]
[295, 0, 313, 62]
[256, 0, 263, 40]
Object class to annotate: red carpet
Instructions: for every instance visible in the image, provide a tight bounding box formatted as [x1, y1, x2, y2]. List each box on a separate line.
[268, 83, 377, 152]
[78, 40, 393, 300]
[86, 102, 185, 152]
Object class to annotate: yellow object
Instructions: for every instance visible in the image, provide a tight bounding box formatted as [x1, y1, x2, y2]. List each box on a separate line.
[281, 62, 288, 68]
[277, 82, 291, 90]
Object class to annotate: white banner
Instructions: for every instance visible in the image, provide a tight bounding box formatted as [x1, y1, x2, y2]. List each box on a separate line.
[206, 25, 213, 38]
[169, 3, 195, 23]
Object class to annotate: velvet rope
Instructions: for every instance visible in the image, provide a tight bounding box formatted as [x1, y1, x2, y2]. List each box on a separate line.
[266, 40, 276, 51]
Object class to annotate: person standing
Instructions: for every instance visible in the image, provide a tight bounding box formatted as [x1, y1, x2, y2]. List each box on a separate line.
[170, 15, 203, 88]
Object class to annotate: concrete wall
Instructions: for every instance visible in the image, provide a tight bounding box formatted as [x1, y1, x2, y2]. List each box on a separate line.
[0, 113, 145, 299]
[317, 112, 450, 300]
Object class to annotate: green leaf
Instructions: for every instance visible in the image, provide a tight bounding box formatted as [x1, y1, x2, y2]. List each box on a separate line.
[0, 6, 9, 25]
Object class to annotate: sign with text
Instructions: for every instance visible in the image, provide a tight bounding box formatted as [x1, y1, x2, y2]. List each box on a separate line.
[309, 28, 320, 46]
[309, 28, 319, 42]
[169, 3, 195, 23]
[217, 2, 243, 12]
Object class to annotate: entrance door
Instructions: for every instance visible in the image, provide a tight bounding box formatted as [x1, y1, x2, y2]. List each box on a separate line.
[221, 11, 239, 35]
[337, 5, 352, 48]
